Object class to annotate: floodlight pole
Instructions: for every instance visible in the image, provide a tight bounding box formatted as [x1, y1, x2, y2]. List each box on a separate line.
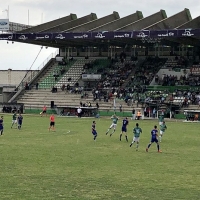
[2, 6, 9, 19]
[28, 9, 29, 25]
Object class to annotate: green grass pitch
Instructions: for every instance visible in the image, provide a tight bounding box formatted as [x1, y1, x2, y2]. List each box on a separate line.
[0, 114, 200, 200]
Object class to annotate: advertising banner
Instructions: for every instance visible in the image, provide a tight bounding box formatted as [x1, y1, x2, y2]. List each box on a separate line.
[82, 74, 101, 80]
[0, 19, 9, 30]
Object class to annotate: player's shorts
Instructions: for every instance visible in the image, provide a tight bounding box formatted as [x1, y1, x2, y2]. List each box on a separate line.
[0, 126, 3, 131]
[110, 123, 117, 129]
[42, 110, 46, 113]
[160, 130, 164, 135]
[18, 121, 22, 125]
[12, 120, 17, 124]
[50, 121, 55, 126]
[151, 138, 158, 143]
[133, 137, 140, 142]
[159, 121, 163, 125]
[121, 126, 127, 132]
[92, 130, 97, 135]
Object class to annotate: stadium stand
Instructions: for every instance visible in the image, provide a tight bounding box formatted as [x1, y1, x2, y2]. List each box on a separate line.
[2, 8, 200, 117]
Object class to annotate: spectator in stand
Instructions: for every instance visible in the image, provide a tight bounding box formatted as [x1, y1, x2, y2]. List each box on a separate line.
[61, 84, 65, 91]
[80, 101, 83, 107]
[36, 83, 39, 90]
[60, 67, 66, 75]
[119, 104, 122, 112]
[96, 102, 99, 110]
[51, 86, 57, 93]
[25, 82, 29, 90]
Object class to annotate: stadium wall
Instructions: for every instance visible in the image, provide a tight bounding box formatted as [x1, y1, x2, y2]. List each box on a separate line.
[0, 70, 38, 86]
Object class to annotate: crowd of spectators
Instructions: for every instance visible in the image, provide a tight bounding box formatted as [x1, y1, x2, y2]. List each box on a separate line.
[2, 105, 23, 113]
[127, 57, 167, 87]
[170, 88, 200, 107]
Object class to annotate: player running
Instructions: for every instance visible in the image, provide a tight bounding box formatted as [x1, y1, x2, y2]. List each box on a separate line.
[11, 112, 17, 128]
[92, 121, 97, 141]
[146, 125, 162, 153]
[120, 117, 129, 142]
[0, 116, 4, 135]
[158, 114, 164, 125]
[130, 123, 142, 151]
[17, 113, 23, 130]
[159, 121, 167, 142]
[106, 114, 119, 137]
[41, 105, 47, 117]
[48, 114, 55, 131]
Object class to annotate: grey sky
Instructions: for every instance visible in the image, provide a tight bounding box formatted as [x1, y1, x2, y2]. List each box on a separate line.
[0, 0, 200, 70]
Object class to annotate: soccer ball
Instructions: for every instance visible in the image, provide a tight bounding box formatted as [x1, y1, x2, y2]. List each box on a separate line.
[40, 112, 42, 115]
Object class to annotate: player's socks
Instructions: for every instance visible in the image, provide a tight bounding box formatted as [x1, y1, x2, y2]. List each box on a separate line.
[130, 141, 134, 147]
[120, 134, 122, 141]
[110, 129, 115, 136]
[125, 136, 128, 142]
[94, 135, 97, 140]
[136, 143, 139, 149]
[147, 144, 151, 148]
[157, 144, 160, 151]
[106, 129, 110, 135]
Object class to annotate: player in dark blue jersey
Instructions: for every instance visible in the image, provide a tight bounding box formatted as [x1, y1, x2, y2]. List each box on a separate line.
[146, 125, 162, 153]
[0, 116, 4, 135]
[92, 121, 97, 141]
[17, 113, 23, 130]
[120, 117, 129, 142]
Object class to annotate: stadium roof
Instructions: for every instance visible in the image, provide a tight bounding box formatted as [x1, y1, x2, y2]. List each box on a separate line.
[1, 8, 200, 48]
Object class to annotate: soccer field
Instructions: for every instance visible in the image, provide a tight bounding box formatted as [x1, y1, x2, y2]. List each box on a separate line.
[0, 114, 199, 200]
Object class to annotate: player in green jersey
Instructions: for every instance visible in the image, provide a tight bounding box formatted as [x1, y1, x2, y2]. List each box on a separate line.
[159, 121, 167, 142]
[106, 114, 119, 136]
[130, 123, 142, 151]
[158, 114, 164, 126]
[11, 112, 18, 128]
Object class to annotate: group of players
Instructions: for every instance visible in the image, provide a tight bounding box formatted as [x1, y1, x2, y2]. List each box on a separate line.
[10, 112, 23, 130]
[92, 114, 167, 152]
[0, 108, 167, 153]
[0, 111, 24, 136]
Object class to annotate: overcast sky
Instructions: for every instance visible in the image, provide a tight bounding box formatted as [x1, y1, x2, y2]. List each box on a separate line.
[0, 0, 200, 70]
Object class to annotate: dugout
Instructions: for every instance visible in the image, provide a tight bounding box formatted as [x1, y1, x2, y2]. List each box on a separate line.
[56, 106, 98, 117]
[0, 103, 24, 113]
[183, 110, 200, 122]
